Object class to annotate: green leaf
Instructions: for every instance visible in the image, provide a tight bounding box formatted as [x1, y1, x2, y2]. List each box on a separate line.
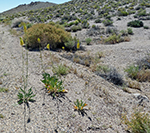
[20, 87, 26, 94]
[17, 99, 23, 105]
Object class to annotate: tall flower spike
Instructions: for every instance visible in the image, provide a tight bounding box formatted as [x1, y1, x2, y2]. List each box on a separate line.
[20, 37, 24, 46]
[37, 38, 41, 43]
[77, 40, 80, 49]
[23, 24, 27, 33]
[46, 44, 50, 50]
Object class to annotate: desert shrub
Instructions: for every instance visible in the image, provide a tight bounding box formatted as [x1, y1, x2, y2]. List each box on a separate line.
[95, 19, 101, 23]
[64, 40, 77, 50]
[104, 34, 123, 44]
[102, 19, 113, 26]
[23, 23, 72, 49]
[127, 20, 144, 28]
[95, 66, 124, 86]
[118, 10, 129, 16]
[120, 30, 128, 36]
[106, 27, 118, 34]
[144, 26, 149, 29]
[85, 38, 92, 45]
[122, 111, 150, 133]
[82, 21, 90, 29]
[126, 56, 150, 81]
[125, 65, 140, 80]
[11, 18, 29, 28]
[137, 9, 147, 17]
[127, 28, 133, 35]
[52, 64, 68, 76]
[136, 70, 150, 82]
[92, 25, 96, 29]
[71, 25, 82, 32]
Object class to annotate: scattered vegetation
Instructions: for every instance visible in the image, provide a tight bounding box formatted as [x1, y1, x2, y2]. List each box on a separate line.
[125, 56, 150, 82]
[85, 38, 92, 45]
[0, 114, 4, 118]
[0, 87, 9, 92]
[52, 64, 68, 76]
[122, 111, 150, 133]
[41, 73, 67, 97]
[95, 66, 124, 86]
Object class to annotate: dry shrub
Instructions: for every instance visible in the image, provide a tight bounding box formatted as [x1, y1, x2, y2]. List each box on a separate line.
[136, 69, 150, 82]
[23, 23, 72, 49]
[128, 79, 141, 90]
[122, 111, 150, 133]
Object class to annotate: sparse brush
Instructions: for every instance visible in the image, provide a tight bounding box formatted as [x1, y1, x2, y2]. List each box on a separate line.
[0, 87, 9, 93]
[85, 38, 92, 45]
[122, 111, 150, 133]
[52, 64, 68, 76]
[125, 65, 139, 80]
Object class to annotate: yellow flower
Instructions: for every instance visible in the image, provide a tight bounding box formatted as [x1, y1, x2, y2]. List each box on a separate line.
[46, 44, 50, 50]
[77, 40, 80, 49]
[74, 106, 78, 110]
[19, 37, 24, 46]
[23, 25, 27, 33]
[62, 47, 65, 50]
[37, 38, 41, 43]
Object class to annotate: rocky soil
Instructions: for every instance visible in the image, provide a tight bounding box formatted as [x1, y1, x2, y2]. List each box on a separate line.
[1, 16, 150, 133]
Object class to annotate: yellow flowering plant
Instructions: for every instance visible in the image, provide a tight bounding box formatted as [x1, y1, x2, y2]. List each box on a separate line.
[77, 40, 80, 49]
[46, 44, 50, 50]
[41, 73, 68, 97]
[74, 99, 87, 111]
[20, 37, 24, 46]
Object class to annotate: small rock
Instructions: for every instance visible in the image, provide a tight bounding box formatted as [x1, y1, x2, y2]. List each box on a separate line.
[133, 93, 149, 106]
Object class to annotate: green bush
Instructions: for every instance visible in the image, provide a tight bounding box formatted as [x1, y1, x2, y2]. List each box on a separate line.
[144, 26, 149, 29]
[95, 19, 101, 23]
[127, 28, 133, 35]
[125, 65, 140, 79]
[85, 38, 92, 45]
[104, 34, 123, 44]
[127, 20, 144, 28]
[52, 64, 68, 76]
[71, 25, 82, 32]
[23, 23, 72, 49]
[102, 19, 113, 26]
[122, 111, 150, 133]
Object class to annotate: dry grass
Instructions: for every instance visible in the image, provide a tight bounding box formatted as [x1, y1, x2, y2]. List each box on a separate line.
[127, 79, 141, 90]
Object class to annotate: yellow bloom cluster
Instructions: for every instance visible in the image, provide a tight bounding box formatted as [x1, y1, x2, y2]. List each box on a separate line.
[23, 25, 27, 33]
[77, 40, 80, 49]
[46, 44, 50, 50]
[37, 38, 41, 43]
[19, 37, 24, 46]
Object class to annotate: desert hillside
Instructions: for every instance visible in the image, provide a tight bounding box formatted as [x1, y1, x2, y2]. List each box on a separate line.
[1, 0, 150, 133]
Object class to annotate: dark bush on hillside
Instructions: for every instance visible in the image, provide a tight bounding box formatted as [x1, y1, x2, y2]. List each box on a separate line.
[95, 67, 124, 86]
[127, 20, 144, 27]
[102, 19, 113, 26]
[23, 23, 72, 49]
[71, 25, 82, 32]
[95, 19, 101, 23]
[125, 55, 150, 82]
